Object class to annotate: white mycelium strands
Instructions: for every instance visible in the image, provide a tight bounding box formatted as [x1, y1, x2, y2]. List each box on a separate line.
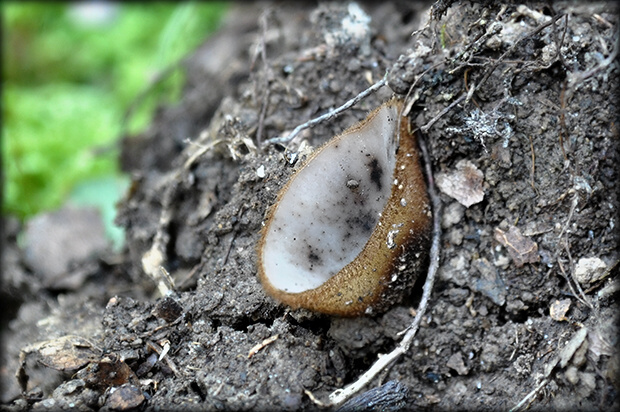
[258, 99, 431, 316]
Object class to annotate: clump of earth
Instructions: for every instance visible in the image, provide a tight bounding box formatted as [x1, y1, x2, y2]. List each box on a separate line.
[2, 1, 618, 411]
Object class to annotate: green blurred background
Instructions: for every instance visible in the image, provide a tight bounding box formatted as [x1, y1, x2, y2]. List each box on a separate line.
[2, 2, 228, 249]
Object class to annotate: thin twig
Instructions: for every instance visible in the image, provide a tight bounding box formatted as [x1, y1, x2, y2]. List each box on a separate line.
[562, 237, 593, 308]
[419, 93, 466, 133]
[509, 378, 548, 412]
[558, 193, 578, 240]
[266, 74, 388, 145]
[248, 334, 279, 359]
[141, 186, 175, 296]
[559, 81, 568, 160]
[146, 340, 180, 377]
[182, 138, 226, 169]
[221, 231, 237, 268]
[477, 14, 564, 89]
[257, 88, 271, 147]
[463, 68, 480, 109]
[142, 137, 232, 294]
[554, 15, 568, 68]
[509, 325, 519, 361]
[558, 32, 618, 157]
[565, 34, 619, 101]
[557, 257, 589, 308]
[305, 389, 328, 407]
[401, 59, 447, 117]
[328, 134, 442, 406]
[328, 347, 405, 406]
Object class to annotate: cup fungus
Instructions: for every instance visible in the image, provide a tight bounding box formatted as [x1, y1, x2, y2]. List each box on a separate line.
[258, 99, 431, 316]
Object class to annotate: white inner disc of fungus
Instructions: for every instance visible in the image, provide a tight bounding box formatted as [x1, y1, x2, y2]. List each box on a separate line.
[262, 103, 400, 293]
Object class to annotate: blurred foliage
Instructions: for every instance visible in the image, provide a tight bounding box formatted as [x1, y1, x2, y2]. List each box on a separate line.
[2, 2, 228, 220]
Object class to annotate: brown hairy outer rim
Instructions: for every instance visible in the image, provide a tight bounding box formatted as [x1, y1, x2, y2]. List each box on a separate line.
[257, 99, 432, 316]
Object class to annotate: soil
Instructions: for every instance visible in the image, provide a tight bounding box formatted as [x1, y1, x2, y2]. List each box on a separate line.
[2, 1, 619, 411]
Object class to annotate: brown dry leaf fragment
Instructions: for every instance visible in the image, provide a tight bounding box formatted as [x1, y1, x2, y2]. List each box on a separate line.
[435, 159, 484, 208]
[76, 355, 139, 389]
[549, 298, 571, 321]
[494, 226, 540, 267]
[106, 384, 145, 411]
[20, 335, 100, 372]
[152, 296, 183, 323]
